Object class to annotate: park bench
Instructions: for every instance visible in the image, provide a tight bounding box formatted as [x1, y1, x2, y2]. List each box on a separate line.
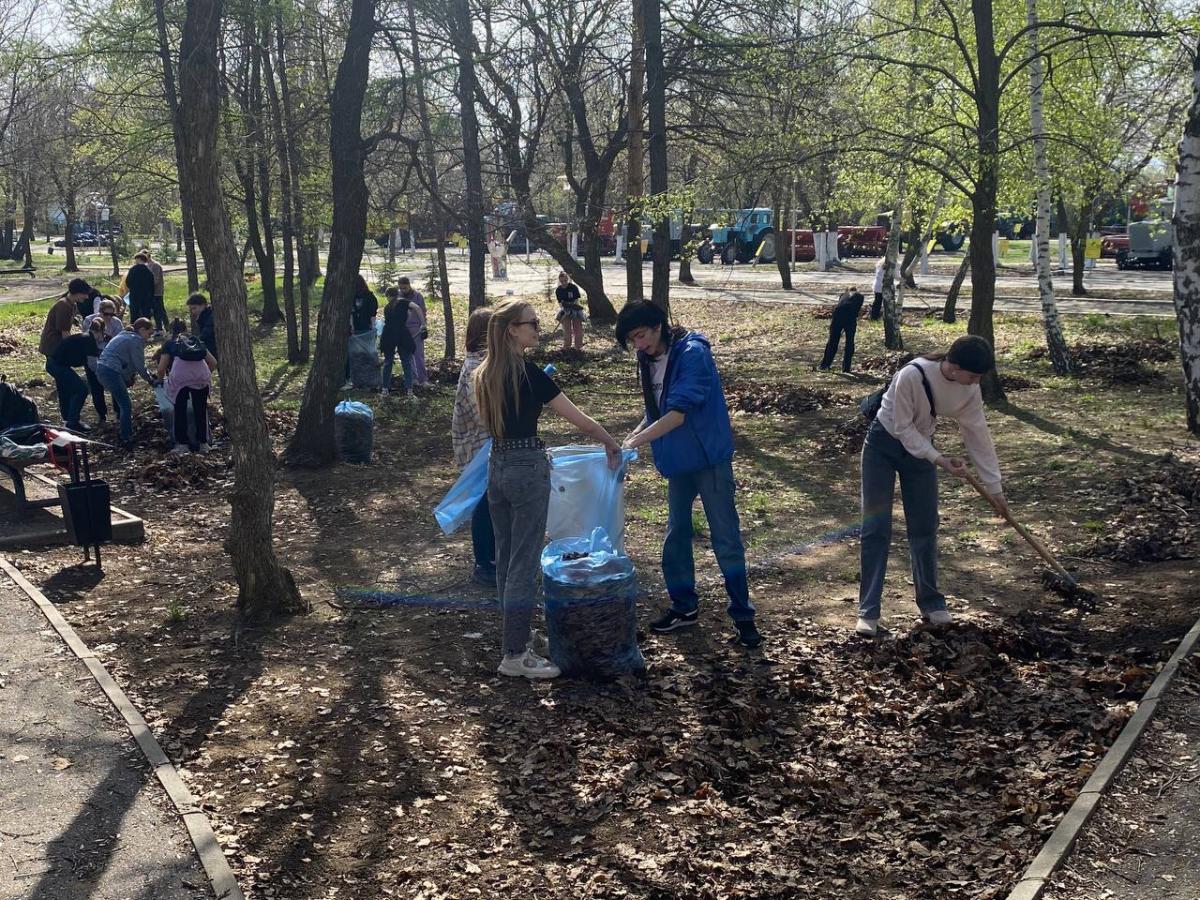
[0, 266, 36, 278]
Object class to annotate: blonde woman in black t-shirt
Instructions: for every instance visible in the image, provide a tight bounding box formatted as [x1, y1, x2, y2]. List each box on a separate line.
[474, 299, 621, 679]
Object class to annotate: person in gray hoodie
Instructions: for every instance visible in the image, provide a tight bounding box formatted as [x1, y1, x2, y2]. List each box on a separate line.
[96, 318, 156, 447]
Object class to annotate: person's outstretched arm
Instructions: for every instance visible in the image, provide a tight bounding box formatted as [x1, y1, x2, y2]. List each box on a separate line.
[547, 393, 622, 468]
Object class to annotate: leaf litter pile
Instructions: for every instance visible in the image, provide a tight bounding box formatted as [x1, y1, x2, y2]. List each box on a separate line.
[1087, 451, 1200, 562]
[129, 604, 1172, 900]
[1026, 338, 1173, 383]
[724, 377, 847, 416]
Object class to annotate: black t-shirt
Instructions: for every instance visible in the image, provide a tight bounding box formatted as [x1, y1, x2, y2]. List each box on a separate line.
[351, 292, 378, 333]
[125, 263, 155, 301]
[51, 333, 100, 368]
[556, 284, 582, 308]
[501, 361, 562, 439]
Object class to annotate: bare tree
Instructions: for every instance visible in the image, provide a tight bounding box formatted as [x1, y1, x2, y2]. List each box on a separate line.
[287, 0, 377, 466]
[177, 0, 305, 617]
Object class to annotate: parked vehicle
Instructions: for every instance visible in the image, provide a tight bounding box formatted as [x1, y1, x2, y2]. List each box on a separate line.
[1100, 227, 1128, 259]
[1116, 220, 1173, 270]
[698, 208, 776, 264]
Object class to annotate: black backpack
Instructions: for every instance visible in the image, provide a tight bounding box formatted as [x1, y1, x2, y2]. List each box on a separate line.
[0, 379, 39, 430]
[173, 335, 208, 362]
[859, 360, 936, 421]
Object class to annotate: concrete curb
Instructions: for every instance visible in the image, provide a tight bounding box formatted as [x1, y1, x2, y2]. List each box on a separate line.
[0, 557, 245, 900]
[1005, 614, 1200, 900]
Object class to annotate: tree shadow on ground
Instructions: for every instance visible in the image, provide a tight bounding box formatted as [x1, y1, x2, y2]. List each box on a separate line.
[996, 401, 1160, 464]
[37, 563, 105, 605]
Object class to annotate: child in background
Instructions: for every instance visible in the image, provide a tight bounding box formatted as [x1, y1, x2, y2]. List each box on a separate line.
[554, 273, 585, 351]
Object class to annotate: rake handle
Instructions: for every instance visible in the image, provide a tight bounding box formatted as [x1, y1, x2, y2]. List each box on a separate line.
[960, 468, 1076, 584]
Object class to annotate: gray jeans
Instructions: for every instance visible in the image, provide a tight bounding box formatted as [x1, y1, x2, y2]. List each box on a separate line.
[488, 448, 551, 655]
[858, 420, 947, 620]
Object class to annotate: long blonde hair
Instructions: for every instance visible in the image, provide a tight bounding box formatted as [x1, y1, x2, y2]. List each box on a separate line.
[474, 299, 534, 439]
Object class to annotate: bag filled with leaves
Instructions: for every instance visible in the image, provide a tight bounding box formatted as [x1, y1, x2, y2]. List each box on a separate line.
[541, 527, 645, 680]
[334, 400, 374, 464]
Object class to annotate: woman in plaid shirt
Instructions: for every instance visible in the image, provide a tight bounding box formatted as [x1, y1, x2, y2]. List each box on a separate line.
[452, 309, 495, 585]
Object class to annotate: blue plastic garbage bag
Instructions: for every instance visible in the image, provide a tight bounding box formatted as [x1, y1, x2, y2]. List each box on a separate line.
[547, 446, 637, 551]
[434, 440, 492, 535]
[334, 400, 374, 463]
[541, 527, 645, 680]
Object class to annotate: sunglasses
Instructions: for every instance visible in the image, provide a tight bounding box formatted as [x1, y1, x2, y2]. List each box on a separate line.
[514, 318, 540, 330]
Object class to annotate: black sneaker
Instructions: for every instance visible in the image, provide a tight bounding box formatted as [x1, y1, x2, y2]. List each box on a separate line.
[650, 609, 699, 633]
[732, 620, 762, 648]
[472, 566, 497, 588]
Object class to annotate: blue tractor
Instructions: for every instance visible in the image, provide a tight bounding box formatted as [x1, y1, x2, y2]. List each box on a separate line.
[699, 208, 777, 264]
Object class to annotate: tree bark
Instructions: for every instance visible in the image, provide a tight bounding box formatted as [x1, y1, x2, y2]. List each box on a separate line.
[644, 0, 669, 311]
[773, 195, 792, 289]
[449, 0, 487, 311]
[63, 201, 78, 272]
[272, 8, 312, 360]
[1027, 0, 1070, 374]
[1173, 38, 1200, 435]
[260, 32, 301, 360]
[943, 252, 970, 323]
[882, 175, 906, 350]
[625, 0, 645, 305]
[178, 0, 305, 618]
[1070, 203, 1091, 295]
[250, 39, 281, 325]
[969, 0, 1005, 403]
[286, 0, 376, 467]
[153, 0, 201, 292]
[406, 0, 454, 358]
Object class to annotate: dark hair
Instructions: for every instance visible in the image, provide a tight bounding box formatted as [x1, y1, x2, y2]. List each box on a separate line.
[67, 277, 91, 295]
[465, 308, 493, 353]
[170, 317, 188, 337]
[186, 292, 208, 307]
[397, 276, 411, 287]
[354, 274, 370, 295]
[943, 335, 995, 374]
[132, 317, 153, 332]
[614, 300, 670, 350]
[133, 251, 148, 262]
[384, 286, 400, 299]
[88, 317, 104, 332]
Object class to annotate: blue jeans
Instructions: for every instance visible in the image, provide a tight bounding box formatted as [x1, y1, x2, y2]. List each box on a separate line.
[471, 495, 496, 572]
[45, 359, 88, 426]
[381, 349, 415, 393]
[663, 459, 754, 622]
[858, 420, 947, 620]
[96, 364, 133, 442]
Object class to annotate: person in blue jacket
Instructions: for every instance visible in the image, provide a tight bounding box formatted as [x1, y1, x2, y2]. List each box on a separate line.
[616, 300, 761, 648]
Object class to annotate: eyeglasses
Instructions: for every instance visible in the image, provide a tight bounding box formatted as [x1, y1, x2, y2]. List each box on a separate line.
[514, 319, 540, 330]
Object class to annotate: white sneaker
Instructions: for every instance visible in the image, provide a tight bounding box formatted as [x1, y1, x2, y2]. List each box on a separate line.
[529, 629, 550, 657]
[925, 609, 953, 626]
[169, 444, 189, 456]
[497, 649, 561, 680]
[380, 387, 390, 396]
[341, 380, 353, 391]
[855, 617, 879, 637]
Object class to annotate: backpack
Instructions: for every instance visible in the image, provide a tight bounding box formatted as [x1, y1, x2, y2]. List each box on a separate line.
[859, 360, 935, 421]
[0, 378, 39, 430]
[173, 335, 208, 361]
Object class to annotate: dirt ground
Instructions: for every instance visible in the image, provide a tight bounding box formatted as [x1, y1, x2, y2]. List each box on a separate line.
[4, 290, 1199, 899]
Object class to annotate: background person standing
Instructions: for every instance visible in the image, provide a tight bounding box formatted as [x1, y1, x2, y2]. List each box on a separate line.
[124, 251, 156, 325]
[819, 288, 864, 372]
[144, 249, 168, 336]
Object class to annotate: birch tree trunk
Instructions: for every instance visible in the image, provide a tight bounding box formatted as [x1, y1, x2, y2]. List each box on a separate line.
[1173, 38, 1200, 435]
[178, 0, 305, 618]
[625, 0, 645, 305]
[1027, 0, 1071, 374]
[882, 173, 907, 351]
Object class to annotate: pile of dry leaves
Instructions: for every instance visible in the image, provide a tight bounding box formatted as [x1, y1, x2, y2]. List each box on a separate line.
[815, 415, 869, 454]
[724, 377, 846, 416]
[1027, 338, 1173, 383]
[856, 352, 918, 378]
[1088, 452, 1200, 562]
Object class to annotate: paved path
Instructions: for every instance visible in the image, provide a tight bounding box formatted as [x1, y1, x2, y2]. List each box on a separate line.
[1043, 651, 1200, 899]
[0, 574, 210, 900]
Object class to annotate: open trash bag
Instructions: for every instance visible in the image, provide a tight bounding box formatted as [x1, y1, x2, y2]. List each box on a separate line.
[547, 445, 636, 551]
[334, 400, 374, 463]
[434, 439, 491, 534]
[541, 527, 645, 680]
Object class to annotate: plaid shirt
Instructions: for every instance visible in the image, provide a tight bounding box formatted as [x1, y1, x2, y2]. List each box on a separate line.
[452, 351, 490, 468]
